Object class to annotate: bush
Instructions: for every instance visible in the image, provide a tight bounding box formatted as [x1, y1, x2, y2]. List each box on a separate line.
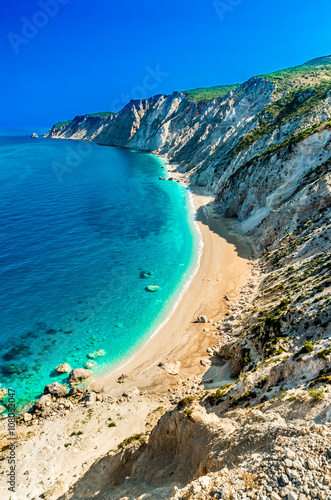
[177, 396, 195, 409]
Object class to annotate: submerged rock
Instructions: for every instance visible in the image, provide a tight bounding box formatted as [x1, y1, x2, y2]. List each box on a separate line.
[55, 363, 71, 373]
[3, 344, 31, 361]
[146, 285, 160, 292]
[0, 388, 6, 399]
[86, 361, 96, 369]
[140, 270, 154, 278]
[69, 368, 92, 385]
[88, 349, 106, 359]
[44, 382, 67, 398]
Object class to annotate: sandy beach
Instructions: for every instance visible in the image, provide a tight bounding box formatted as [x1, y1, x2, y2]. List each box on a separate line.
[91, 169, 252, 398]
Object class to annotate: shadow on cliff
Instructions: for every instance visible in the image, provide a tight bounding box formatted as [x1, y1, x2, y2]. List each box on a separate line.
[195, 201, 252, 260]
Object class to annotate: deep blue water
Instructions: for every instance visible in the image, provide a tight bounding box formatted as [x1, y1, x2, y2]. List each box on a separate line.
[0, 134, 198, 408]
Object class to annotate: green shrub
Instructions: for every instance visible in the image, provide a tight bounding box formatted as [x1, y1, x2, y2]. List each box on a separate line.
[177, 396, 195, 409]
[307, 388, 325, 400]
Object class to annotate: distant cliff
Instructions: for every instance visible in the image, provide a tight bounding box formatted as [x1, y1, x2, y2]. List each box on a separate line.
[45, 57, 331, 239]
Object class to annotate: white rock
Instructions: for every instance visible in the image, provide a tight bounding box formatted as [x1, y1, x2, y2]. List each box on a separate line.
[163, 361, 181, 375]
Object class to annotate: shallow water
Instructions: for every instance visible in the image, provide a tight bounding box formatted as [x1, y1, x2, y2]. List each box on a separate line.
[0, 134, 198, 408]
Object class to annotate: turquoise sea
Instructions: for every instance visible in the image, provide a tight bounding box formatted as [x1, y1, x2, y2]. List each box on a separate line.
[0, 132, 199, 409]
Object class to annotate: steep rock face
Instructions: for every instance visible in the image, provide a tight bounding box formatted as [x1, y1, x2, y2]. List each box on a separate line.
[45, 74, 331, 237]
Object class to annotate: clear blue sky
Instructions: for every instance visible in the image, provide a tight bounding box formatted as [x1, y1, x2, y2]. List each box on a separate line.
[1, 0, 330, 129]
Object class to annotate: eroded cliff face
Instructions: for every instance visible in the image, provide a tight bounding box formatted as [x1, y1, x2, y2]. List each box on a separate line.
[45, 72, 331, 236]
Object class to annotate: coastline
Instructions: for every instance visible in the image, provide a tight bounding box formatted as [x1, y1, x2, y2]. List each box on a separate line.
[91, 164, 253, 397]
[3, 161, 255, 499]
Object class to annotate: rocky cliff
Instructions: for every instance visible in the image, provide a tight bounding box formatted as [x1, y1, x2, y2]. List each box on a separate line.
[45, 56, 331, 500]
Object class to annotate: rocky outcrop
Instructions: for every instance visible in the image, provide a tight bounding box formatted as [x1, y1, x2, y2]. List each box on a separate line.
[44, 382, 67, 398]
[69, 368, 92, 385]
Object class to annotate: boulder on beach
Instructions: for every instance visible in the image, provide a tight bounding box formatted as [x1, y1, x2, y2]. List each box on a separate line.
[117, 373, 128, 384]
[122, 387, 140, 398]
[163, 361, 181, 375]
[23, 412, 32, 422]
[44, 382, 67, 398]
[81, 390, 96, 405]
[55, 363, 71, 374]
[197, 315, 208, 323]
[88, 349, 106, 359]
[69, 368, 93, 385]
[33, 394, 52, 412]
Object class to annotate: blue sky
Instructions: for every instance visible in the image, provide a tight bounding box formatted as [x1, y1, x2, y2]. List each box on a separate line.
[1, 0, 330, 129]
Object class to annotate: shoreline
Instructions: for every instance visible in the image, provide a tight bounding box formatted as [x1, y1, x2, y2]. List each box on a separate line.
[89, 160, 204, 389]
[3, 160, 256, 499]
[91, 164, 253, 397]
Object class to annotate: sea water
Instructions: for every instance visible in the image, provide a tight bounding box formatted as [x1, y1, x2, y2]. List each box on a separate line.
[0, 133, 199, 409]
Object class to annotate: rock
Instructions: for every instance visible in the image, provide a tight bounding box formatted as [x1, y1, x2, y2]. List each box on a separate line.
[23, 412, 32, 422]
[197, 315, 208, 323]
[145, 285, 160, 292]
[163, 361, 181, 375]
[33, 394, 52, 412]
[280, 486, 291, 497]
[69, 368, 92, 385]
[88, 349, 106, 359]
[308, 457, 318, 470]
[86, 361, 97, 368]
[140, 270, 154, 278]
[31, 133, 39, 138]
[286, 449, 296, 459]
[224, 295, 230, 301]
[200, 359, 211, 367]
[68, 386, 86, 398]
[55, 363, 71, 373]
[203, 328, 210, 332]
[117, 374, 128, 384]
[82, 391, 96, 404]
[44, 382, 67, 398]
[122, 387, 140, 398]
[287, 469, 300, 480]
[287, 492, 298, 500]
[96, 394, 103, 402]
[270, 492, 281, 500]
